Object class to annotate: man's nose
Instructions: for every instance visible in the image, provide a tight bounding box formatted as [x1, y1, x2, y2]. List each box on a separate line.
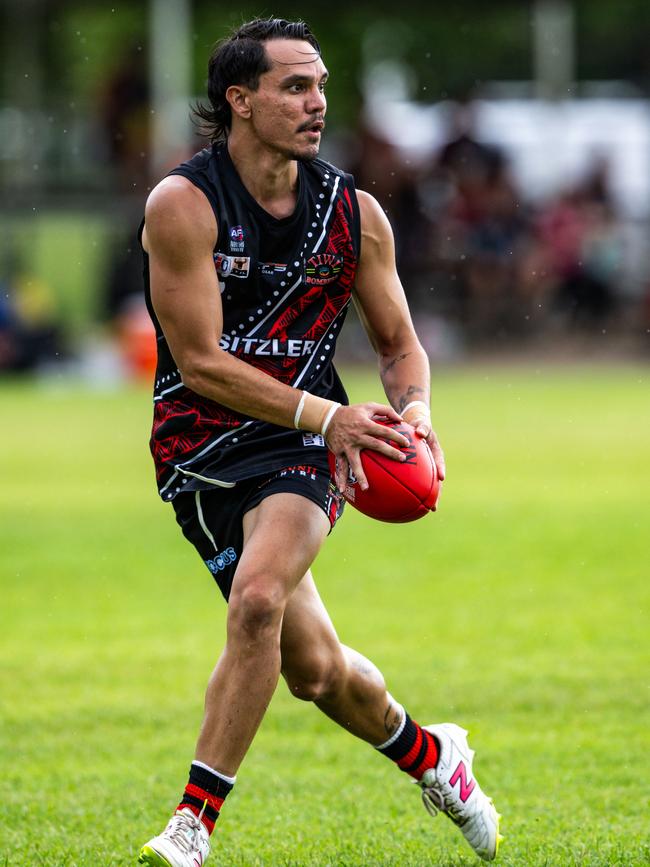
[307, 87, 326, 113]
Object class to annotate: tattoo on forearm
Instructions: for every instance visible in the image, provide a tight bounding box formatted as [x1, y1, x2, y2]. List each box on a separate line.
[382, 352, 412, 375]
[383, 701, 402, 736]
[398, 385, 426, 412]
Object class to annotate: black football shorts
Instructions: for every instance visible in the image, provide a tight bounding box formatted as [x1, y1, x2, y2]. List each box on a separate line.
[171, 461, 344, 601]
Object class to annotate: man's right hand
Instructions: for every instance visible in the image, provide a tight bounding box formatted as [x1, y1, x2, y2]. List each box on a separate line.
[325, 402, 410, 492]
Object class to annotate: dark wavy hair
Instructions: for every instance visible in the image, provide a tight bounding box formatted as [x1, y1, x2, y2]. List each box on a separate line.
[193, 18, 321, 142]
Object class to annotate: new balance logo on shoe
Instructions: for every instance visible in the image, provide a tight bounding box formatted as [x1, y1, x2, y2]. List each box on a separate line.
[449, 760, 476, 802]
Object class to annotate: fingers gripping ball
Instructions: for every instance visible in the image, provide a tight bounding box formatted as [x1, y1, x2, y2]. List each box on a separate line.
[328, 420, 440, 523]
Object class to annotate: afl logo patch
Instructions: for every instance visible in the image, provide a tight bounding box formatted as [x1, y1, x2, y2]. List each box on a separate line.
[305, 253, 343, 285]
[229, 225, 245, 252]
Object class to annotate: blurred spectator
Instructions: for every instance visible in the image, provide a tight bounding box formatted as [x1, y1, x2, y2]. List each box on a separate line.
[537, 158, 621, 328]
[424, 103, 533, 340]
[0, 252, 66, 372]
[99, 45, 150, 190]
[352, 124, 434, 298]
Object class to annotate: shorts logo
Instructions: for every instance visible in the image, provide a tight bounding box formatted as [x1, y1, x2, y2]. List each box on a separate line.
[205, 546, 237, 575]
[302, 432, 325, 447]
[229, 225, 245, 253]
[305, 253, 343, 285]
[280, 464, 318, 479]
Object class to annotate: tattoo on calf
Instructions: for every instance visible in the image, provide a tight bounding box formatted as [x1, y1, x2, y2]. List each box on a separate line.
[383, 701, 402, 736]
[398, 385, 426, 413]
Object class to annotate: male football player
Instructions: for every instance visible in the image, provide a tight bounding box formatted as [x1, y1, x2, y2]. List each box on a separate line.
[138, 17, 501, 866]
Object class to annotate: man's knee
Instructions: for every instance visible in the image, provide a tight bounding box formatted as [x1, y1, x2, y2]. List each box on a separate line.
[228, 579, 286, 643]
[283, 650, 345, 703]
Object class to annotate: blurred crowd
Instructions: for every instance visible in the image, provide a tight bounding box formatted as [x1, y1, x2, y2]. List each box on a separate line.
[1, 74, 646, 376]
[351, 105, 627, 352]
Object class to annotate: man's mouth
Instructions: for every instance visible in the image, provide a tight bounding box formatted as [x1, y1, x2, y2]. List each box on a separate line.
[299, 119, 325, 134]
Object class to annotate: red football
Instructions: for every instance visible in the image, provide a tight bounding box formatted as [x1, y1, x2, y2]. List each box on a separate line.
[329, 420, 440, 523]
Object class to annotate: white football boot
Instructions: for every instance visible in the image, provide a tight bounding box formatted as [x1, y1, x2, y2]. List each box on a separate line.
[138, 807, 211, 867]
[417, 723, 503, 861]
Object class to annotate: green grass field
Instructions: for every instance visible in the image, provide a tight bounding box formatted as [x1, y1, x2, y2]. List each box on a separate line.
[1, 364, 649, 866]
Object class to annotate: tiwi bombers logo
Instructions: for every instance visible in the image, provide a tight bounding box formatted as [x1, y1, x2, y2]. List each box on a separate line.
[305, 253, 343, 285]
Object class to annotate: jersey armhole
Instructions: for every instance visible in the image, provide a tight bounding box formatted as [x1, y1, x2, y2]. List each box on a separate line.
[167, 168, 221, 234]
[343, 173, 362, 258]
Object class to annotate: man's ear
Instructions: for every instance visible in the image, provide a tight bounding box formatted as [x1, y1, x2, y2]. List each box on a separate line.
[226, 85, 252, 120]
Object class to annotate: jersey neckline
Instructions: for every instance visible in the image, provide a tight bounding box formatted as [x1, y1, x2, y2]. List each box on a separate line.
[216, 142, 307, 228]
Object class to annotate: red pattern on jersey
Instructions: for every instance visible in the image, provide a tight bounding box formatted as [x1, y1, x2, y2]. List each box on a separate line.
[150, 390, 243, 479]
[269, 200, 355, 344]
[151, 195, 357, 484]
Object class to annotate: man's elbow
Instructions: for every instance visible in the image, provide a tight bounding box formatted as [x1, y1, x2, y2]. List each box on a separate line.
[178, 350, 229, 396]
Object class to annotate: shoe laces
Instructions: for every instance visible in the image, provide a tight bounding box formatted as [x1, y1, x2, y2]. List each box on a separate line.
[420, 784, 445, 818]
[419, 782, 467, 825]
[164, 802, 207, 854]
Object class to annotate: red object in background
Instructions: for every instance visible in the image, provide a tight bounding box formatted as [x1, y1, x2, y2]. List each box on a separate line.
[118, 301, 157, 378]
[329, 420, 440, 523]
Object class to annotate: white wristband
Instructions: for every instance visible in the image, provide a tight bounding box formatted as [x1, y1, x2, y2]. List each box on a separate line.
[320, 402, 341, 437]
[401, 400, 430, 417]
[294, 391, 307, 429]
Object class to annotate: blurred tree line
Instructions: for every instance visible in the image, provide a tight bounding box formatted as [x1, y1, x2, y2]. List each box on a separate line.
[1, 0, 650, 197]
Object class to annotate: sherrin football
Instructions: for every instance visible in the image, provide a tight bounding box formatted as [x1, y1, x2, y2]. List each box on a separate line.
[329, 420, 440, 523]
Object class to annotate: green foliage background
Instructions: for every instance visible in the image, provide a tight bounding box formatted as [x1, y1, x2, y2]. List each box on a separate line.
[4, 1, 650, 129]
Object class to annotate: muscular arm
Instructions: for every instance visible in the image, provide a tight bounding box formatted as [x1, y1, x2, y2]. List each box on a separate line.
[352, 190, 445, 479]
[143, 177, 407, 482]
[144, 176, 303, 425]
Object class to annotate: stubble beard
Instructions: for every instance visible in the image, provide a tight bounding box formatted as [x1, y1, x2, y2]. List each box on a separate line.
[278, 140, 320, 162]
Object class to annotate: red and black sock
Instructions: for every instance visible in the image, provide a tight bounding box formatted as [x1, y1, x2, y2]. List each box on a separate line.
[178, 761, 235, 835]
[375, 708, 439, 780]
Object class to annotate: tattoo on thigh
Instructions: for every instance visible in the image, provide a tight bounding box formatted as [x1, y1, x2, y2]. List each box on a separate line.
[383, 701, 402, 736]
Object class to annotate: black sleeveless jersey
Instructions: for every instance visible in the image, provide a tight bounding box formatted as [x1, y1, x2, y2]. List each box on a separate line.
[140, 143, 361, 502]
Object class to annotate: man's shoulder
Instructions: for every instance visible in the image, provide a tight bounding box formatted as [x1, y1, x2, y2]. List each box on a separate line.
[146, 174, 210, 216]
[170, 144, 217, 175]
[144, 173, 217, 253]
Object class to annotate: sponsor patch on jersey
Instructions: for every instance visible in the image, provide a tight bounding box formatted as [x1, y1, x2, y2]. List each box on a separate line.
[302, 432, 326, 448]
[259, 262, 287, 277]
[229, 225, 245, 252]
[230, 256, 250, 278]
[219, 333, 316, 356]
[305, 253, 343, 285]
[214, 252, 232, 277]
[213, 253, 250, 280]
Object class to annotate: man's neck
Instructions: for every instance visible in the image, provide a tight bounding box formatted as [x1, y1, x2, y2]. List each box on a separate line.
[227, 135, 299, 220]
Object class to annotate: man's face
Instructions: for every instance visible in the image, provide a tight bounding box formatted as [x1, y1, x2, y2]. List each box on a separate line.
[246, 39, 328, 161]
